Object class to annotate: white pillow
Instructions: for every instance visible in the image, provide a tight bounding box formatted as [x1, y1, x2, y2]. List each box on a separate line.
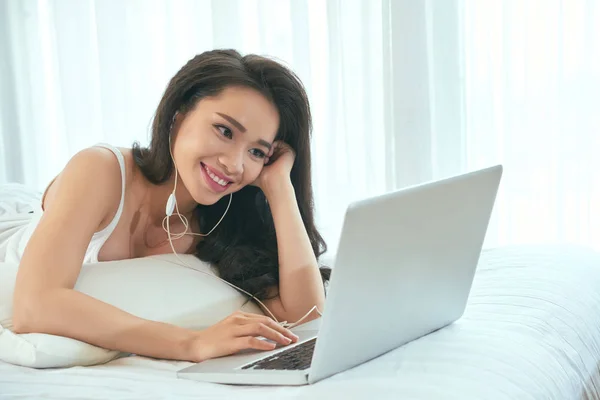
[0, 254, 264, 368]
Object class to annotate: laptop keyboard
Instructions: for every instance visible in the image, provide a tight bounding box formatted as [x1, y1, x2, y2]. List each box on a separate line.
[241, 338, 317, 371]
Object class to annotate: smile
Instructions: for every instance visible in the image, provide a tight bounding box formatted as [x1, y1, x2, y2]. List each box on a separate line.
[201, 162, 233, 192]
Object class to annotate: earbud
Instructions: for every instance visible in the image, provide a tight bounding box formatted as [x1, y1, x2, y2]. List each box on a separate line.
[165, 193, 176, 217]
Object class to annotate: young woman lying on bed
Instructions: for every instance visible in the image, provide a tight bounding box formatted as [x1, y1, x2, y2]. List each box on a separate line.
[11, 49, 330, 363]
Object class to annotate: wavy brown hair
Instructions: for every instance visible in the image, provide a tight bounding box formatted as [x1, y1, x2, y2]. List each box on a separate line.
[132, 49, 330, 300]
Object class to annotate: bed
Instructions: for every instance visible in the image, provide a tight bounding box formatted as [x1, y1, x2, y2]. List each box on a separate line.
[2, 244, 600, 399]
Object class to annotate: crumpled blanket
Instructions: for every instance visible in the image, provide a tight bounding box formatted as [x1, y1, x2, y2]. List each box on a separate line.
[0, 183, 42, 264]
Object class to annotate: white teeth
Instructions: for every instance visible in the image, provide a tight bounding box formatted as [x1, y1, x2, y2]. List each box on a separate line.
[204, 165, 228, 187]
[210, 172, 226, 186]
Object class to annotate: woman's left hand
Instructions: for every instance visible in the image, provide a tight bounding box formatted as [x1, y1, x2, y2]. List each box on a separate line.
[252, 141, 295, 193]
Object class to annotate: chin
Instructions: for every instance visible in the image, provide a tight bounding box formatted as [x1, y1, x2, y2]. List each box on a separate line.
[192, 192, 224, 207]
[193, 184, 240, 207]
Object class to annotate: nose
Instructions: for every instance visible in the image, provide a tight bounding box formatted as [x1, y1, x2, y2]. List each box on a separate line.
[218, 148, 244, 177]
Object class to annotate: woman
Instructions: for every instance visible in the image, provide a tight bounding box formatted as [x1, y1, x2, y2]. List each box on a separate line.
[10, 49, 330, 363]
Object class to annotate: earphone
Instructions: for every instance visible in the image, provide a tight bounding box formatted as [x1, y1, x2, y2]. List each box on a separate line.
[162, 120, 322, 329]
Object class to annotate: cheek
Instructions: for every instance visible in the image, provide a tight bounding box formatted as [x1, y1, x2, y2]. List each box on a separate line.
[243, 163, 264, 183]
[181, 132, 219, 163]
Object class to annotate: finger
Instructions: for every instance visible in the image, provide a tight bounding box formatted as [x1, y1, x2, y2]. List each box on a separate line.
[276, 141, 292, 153]
[236, 337, 277, 352]
[235, 311, 267, 319]
[237, 323, 293, 346]
[235, 311, 282, 326]
[271, 140, 283, 157]
[243, 314, 298, 342]
[247, 317, 298, 342]
[263, 318, 299, 342]
[238, 314, 299, 343]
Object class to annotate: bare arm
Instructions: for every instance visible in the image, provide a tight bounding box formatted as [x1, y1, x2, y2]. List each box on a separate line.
[12, 148, 199, 360]
[13, 148, 297, 362]
[261, 180, 326, 324]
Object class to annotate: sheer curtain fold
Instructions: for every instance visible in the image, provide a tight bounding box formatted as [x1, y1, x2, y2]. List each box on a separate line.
[1, 0, 599, 251]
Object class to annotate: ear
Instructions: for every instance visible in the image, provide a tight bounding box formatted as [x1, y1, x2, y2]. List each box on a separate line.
[172, 112, 185, 135]
[169, 113, 187, 153]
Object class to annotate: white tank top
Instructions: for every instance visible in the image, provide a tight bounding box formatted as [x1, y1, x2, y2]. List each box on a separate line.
[80, 143, 126, 263]
[5, 143, 126, 264]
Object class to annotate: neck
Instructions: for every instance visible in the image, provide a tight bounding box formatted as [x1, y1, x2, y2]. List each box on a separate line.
[145, 172, 198, 228]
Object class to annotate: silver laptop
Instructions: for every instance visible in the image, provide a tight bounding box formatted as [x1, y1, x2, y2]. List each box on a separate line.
[177, 165, 503, 386]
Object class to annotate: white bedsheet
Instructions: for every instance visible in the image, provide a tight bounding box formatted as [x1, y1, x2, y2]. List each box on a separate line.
[2, 244, 600, 399]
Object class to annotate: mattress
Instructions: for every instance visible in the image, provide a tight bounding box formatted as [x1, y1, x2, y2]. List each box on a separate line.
[2, 244, 600, 399]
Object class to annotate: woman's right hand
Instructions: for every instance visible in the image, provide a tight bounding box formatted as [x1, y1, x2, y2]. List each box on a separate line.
[186, 311, 299, 362]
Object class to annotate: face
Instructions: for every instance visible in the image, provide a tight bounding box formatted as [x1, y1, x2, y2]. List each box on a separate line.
[171, 86, 280, 205]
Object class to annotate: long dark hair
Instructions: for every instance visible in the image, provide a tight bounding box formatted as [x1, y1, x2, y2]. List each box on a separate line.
[132, 49, 330, 300]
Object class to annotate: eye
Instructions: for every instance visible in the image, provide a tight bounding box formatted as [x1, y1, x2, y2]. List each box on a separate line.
[215, 125, 233, 139]
[250, 149, 266, 159]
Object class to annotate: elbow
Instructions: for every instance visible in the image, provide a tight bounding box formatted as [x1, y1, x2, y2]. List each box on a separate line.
[310, 301, 325, 321]
[298, 310, 321, 325]
[12, 293, 44, 334]
[302, 300, 325, 324]
[289, 303, 324, 326]
[12, 311, 32, 335]
[12, 304, 34, 334]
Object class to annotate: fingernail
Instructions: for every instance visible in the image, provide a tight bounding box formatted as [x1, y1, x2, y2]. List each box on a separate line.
[284, 337, 292, 343]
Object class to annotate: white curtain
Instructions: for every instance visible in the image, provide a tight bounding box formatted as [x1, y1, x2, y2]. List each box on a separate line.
[1, 0, 599, 252]
[385, 0, 600, 251]
[0, 0, 388, 252]
[463, 0, 600, 249]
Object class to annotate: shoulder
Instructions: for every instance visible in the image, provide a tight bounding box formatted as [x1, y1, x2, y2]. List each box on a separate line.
[71, 145, 125, 170]
[43, 145, 129, 217]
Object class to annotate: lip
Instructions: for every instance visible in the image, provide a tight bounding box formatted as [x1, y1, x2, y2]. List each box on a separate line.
[203, 162, 233, 182]
[200, 162, 233, 193]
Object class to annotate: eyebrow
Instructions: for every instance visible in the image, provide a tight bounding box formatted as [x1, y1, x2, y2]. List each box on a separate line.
[216, 112, 272, 150]
[217, 112, 246, 132]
